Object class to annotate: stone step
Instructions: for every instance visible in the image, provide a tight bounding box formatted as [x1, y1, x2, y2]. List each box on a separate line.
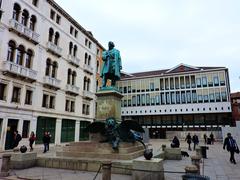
[62, 144, 144, 154]
[67, 141, 142, 148]
[56, 149, 144, 160]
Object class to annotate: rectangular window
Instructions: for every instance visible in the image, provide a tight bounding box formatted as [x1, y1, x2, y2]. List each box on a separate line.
[65, 99, 70, 111]
[198, 95, 203, 103]
[214, 76, 219, 86]
[221, 92, 227, 102]
[71, 101, 75, 112]
[150, 83, 154, 91]
[176, 92, 180, 104]
[192, 91, 197, 103]
[186, 91, 191, 103]
[85, 39, 88, 46]
[161, 93, 165, 104]
[132, 96, 136, 106]
[137, 95, 140, 106]
[123, 87, 127, 94]
[209, 93, 215, 102]
[181, 92, 186, 103]
[146, 94, 150, 105]
[141, 94, 145, 106]
[56, 15, 61, 24]
[203, 95, 208, 102]
[12, 87, 21, 103]
[124, 100, 127, 107]
[70, 26, 74, 35]
[25, 90, 33, 105]
[128, 86, 131, 93]
[166, 92, 170, 104]
[196, 78, 201, 87]
[42, 94, 48, 108]
[49, 96, 55, 109]
[215, 92, 221, 102]
[156, 95, 160, 105]
[128, 99, 131, 106]
[74, 30, 78, 38]
[151, 97, 155, 105]
[171, 92, 175, 104]
[82, 104, 86, 114]
[0, 83, 7, 101]
[88, 42, 92, 49]
[22, 120, 30, 138]
[50, 9, 55, 20]
[202, 77, 207, 87]
[86, 105, 90, 115]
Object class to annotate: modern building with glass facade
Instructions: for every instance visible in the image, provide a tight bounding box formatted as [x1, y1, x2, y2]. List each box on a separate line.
[117, 64, 232, 138]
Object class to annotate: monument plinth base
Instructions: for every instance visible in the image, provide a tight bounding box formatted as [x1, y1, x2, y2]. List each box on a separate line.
[96, 88, 123, 122]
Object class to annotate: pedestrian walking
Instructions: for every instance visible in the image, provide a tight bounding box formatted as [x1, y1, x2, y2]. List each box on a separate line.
[223, 133, 239, 164]
[42, 132, 49, 153]
[203, 134, 207, 144]
[185, 133, 192, 151]
[210, 132, 214, 144]
[192, 134, 199, 150]
[12, 130, 22, 149]
[29, 131, 36, 151]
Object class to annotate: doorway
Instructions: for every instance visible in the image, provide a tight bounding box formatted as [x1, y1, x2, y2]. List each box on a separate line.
[5, 119, 18, 150]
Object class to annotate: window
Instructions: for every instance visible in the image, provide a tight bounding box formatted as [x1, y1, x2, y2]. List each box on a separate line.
[48, 28, 54, 42]
[0, 83, 7, 101]
[42, 94, 49, 108]
[85, 39, 88, 46]
[166, 92, 170, 104]
[69, 42, 73, 55]
[176, 92, 180, 104]
[192, 91, 197, 103]
[209, 93, 215, 102]
[16, 45, 25, 65]
[12, 87, 21, 103]
[181, 92, 186, 103]
[56, 15, 61, 24]
[141, 94, 145, 106]
[13, 3, 21, 21]
[51, 61, 58, 78]
[84, 53, 88, 64]
[196, 78, 201, 87]
[128, 86, 131, 93]
[202, 77, 207, 87]
[150, 83, 154, 91]
[146, 94, 150, 105]
[88, 55, 91, 65]
[29, 15, 36, 31]
[7, 40, 16, 62]
[215, 92, 221, 102]
[42, 94, 55, 109]
[49, 95, 55, 109]
[65, 99, 75, 112]
[97, 61, 100, 73]
[128, 99, 131, 106]
[25, 49, 33, 68]
[73, 45, 77, 57]
[186, 91, 191, 103]
[21, 9, 29, 26]
[203, 95, 208, 102]
[32, 0, 38, 7]
[198, 95, 203, 103]
[214, 76, 219, 86]
[22, 120, 30, 138]
[74, 30, 78, 38]
[50, 9, 55, 20]
[25, 90, 32, 105]
[88, 41, 92, 49]
[137, 95, 141, 106]
[54, 32, 59, 45]
[65, 99, 70, 111]
[97, 49, 100, 56]
[132, 96, 136, 106]
[221, 91, 227, 101]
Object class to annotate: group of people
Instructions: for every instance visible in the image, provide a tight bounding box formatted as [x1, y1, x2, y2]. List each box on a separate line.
[11, 130, 51, 153]
[185, 133, 200, 151]
[203, 132, 215, 145]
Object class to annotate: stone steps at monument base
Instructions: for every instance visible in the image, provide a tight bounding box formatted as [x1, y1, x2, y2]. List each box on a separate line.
[56, 149, 144, 160]
[62, 144, 144, 154]
[67, 141, 142, 148]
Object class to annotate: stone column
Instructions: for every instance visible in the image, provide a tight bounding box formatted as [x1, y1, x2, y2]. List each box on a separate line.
[0, 154, 11, 177]
[102, 161, 112, 180]
[75, 120, 80, 142]
[55, 118, 62, 145]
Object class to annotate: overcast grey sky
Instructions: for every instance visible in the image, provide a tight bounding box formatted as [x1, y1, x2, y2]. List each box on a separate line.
[55, 0, 239, 92]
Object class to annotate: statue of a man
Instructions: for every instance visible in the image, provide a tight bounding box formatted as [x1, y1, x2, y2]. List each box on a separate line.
[101, 41, 122, 87]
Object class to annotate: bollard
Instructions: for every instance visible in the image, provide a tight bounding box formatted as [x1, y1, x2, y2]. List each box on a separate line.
[191, 155, 201, 175]
[102, 161, 112, 180]
[0, 154, 11, 177]
[185, 165, 198, 174]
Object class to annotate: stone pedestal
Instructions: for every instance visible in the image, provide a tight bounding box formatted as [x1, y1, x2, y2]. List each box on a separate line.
[164, 147, 182, 160]
[96, 89, 123, 122]
[132, 158, 164, 180]
[102, 161, 112, 180]
[0, 154, 11, 177]
[10, 152, 37, 169]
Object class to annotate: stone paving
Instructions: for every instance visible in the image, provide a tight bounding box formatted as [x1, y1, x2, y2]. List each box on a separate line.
[0, 139, 240, 180]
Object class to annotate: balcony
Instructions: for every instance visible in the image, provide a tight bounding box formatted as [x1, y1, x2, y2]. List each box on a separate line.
[66, 84, 80, 95]
[43, 76, 61, 90]
[67, 55, 80, 67]
[2, 61, 37, 82]
[83, 64, 94, 74]
[83, 90, 94, 100]
[9, 19, 40, 44]
[46, 42, 62, 57]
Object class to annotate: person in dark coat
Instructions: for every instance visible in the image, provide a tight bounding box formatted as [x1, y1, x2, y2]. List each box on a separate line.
[12, 130, 22, 148]
[210, 132, 214, 144]
[223, 133, 239, 164]
[203, 134, 207, 144]
[192, 134, 199, 150]
[29, 131, 36, 151]
[42, 132, 49, 153]
[185, 133, 192, 151]
[171, 136, 180, 148]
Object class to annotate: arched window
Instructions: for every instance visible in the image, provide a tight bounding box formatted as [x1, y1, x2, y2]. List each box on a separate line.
[88, 55, 91, 65]
[52, 61, 58, 78]
[45, 58, 51, 76]
[54, 32, 59, 46]
[87, 79, 90, 91]
[84, 53, 88, 64]
[16, 45, 25, 65]
[67, 69, 72, 84]
[97, 61, 99, 73]
[73, 45, 77, 57]
[83, 76, 87, 90]
[21, 9, 29, 26]
[48, 28, 54, 42]
[69, 42, 73, 55]
[72, 71, 77, 85]
[25, 49, 33, 68]
[7, 40, 16, 62]
[13, 3, 21, 21]
[29, 15, 36, 31]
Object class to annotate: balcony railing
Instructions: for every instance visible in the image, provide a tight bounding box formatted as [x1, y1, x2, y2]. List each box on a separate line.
[9, 19, 40, 44]
[83, 90, 94, 99]
[2, 61, 37, 81]
[67, 55, 80, 67]
[66, 84, 80, 95]
[43, 76, 61, 89]
[46, 42, 62, 57]
[83, 64, 94, 74]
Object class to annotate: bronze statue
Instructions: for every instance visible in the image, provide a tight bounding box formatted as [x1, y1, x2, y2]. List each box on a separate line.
[101, 41, 122, 88]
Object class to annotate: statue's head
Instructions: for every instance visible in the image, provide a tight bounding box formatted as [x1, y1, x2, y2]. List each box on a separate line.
[106, 117, 116, 129]
[108, 41, 115, 50]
